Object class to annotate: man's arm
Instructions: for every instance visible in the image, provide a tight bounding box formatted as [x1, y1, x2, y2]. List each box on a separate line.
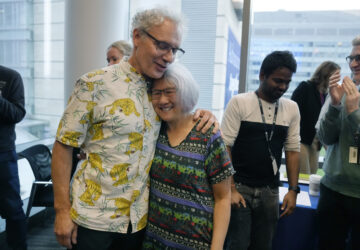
[317, 71, 343, 145]
[342, 76, 360, 133]
[280, 150, 299, 218]
[52, 141, 78, 249]
[193, 109, 219, 134]
[226, 146, 246, 208]
[0, 71, 26, 123]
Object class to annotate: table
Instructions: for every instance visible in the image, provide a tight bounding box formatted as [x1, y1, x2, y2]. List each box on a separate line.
[272, 183, 319, 250]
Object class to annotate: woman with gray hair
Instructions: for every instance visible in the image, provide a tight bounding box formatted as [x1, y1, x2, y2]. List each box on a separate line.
[143, 63, 234, 250]
[106, 40, 132, 65]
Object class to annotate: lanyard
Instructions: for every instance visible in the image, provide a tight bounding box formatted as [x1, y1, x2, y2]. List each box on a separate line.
[255, 91, 279, 175]
[255, 92, 279, 143]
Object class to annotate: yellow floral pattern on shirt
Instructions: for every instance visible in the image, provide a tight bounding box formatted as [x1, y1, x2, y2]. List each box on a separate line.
[56, 60, 161, 233]
[105, 98, 141, 116]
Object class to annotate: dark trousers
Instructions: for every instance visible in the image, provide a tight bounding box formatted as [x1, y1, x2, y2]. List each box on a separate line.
[317, 183, 360, 250]
[225, 183, 279, 250]
[70, 224, 145, 250]
[0, 150, 27, 250]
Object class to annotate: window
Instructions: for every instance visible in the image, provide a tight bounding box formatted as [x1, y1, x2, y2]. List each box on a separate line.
[246, 0, 358, 96]
[0, 0, 65, 147]
[4, 0, 358, 147]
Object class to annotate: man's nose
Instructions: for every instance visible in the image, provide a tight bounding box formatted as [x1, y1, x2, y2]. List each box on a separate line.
[278, 82, 288, 90]
[350, 58, 360, 67]
[162, 49, 175, 63]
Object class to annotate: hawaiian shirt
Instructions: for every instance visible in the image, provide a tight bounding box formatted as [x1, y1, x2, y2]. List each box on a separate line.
[55, 58, 161, 233]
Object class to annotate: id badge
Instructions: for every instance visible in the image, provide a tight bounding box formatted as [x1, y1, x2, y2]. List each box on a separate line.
[349, 146, 358, 164]
[271, 155, 277, 175]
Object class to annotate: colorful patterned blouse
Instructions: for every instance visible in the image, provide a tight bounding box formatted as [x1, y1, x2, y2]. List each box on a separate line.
[55, 58, 161, 233]
[143, 122, 235, 249]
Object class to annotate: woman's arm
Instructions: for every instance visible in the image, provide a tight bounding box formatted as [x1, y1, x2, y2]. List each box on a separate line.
[211, 177, 232, 250]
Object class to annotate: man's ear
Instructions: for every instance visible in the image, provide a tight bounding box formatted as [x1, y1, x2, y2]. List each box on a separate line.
[132, 28, 142, 48]
[259, 71, 265, 83]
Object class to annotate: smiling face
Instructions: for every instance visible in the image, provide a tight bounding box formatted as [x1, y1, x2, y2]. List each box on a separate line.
[151, 78, 184, 124]
[349, 45, 360, 84]
[258, 67, 293, 102]
[129, 19, 182, 79]
[106, 47, 123, 66]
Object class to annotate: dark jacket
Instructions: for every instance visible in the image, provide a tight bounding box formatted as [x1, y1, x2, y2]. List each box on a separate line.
[291, 80, 324, 146]
[0, 65, 26, 152]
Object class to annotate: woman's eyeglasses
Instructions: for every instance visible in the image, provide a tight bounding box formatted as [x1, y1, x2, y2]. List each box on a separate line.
[151, 88, 177, 100]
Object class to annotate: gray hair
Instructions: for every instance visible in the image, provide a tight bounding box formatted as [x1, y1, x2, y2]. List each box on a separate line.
[160, 63, 199, 113]
[352, 35, 360, 46]
[108, 40, 132, 57]
[131, 8, 186, 39]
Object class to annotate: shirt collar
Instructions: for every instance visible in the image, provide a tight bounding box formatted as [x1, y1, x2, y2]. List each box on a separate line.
[118, 57, 147, 85]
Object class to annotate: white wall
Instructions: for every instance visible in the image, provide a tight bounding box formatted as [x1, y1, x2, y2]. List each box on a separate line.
[64, 0, 130, 101]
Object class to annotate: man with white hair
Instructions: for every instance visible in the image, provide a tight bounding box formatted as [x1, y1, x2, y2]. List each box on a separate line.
[52, 8, 216, 250]
[316, 35, 360, 250]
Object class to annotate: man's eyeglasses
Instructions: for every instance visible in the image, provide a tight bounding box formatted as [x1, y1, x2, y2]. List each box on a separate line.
[142, 30, 185, 57]
[151, 88, 177, 100]
[346, 54, 360, 64]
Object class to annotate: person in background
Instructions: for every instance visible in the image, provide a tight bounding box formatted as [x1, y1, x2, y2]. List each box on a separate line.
[52, 8, 217, 250]
[0, 65, 27, 250]
[316, 35, 360, 250]
[291, 61, 340, 175]
[106, 40, 132, 65]
[222, 51, 300, 250]
[143, 63, 234, 250]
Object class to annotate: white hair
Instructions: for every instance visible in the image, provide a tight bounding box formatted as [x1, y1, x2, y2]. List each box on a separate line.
[352, 35, 360, 46]
[161, 63, 199, 113]
[108, 40, 132, 57]
[131, 7, 186, 39]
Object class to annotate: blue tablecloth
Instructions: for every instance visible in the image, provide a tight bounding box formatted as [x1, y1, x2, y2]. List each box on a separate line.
[272, 183, 319, 250]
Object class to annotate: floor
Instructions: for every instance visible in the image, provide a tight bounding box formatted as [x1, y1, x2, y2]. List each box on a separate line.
[0, 208, 65, 250]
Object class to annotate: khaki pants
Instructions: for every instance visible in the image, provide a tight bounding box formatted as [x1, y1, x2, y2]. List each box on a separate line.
[299, 136, 320, 174]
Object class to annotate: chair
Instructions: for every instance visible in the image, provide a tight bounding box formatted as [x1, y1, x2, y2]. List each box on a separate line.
[18, 144, 53, 218]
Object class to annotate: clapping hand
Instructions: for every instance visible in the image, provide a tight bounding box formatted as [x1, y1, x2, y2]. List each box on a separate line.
[328, 70, 344, 106]
[342, 76, 360, 114]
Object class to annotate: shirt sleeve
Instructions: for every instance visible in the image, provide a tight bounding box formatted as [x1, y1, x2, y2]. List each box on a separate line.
[56, 76, 96, 148]
[284, 101, 301, 152]
[0, 70, 26, 124]
[221, 95, 242, 147]
[205, 130, 235, 185]
[317, 104, 342, 146]
[315, 95, 331, 130]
